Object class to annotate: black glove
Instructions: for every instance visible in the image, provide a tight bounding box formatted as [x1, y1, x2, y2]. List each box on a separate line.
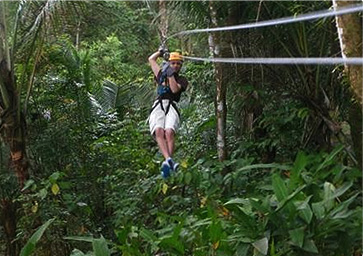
[165, 64, 175, 77]
[159, 45, 168, 55]
[161, 62, 174, 77]
[159, 44, 170, 61]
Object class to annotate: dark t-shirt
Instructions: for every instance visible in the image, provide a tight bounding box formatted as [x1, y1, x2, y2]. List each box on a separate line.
[155, 71, 188, 102]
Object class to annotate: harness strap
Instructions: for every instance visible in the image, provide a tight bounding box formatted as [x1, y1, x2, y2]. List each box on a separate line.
[170, 101, 181, 117]
[149, 99, 180, 117]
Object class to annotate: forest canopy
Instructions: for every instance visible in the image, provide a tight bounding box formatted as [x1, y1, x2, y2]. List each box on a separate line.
[0, 1, 361, 256]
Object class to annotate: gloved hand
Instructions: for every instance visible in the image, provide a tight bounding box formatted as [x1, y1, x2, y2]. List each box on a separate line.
[165, 64, 175, 77]
[159, 44, 169, 56]
[158, 44, 169, 60]
[158, 45, 166, 55]
[161, 62, 175, 77]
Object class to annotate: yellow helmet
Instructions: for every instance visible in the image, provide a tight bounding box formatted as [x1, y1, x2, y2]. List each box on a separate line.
[169, 52, 183, 61]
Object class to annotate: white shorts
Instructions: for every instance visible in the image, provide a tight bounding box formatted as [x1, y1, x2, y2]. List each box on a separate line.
[149, 99, 180, 135]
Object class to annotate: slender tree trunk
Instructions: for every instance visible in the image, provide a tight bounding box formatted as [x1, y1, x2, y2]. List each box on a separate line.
[0, 59, 27, 256]
[332, 0, 362, 168]
[0, 60, 29, 188]
[349, 102, 362, 168]
[75, 20, 81, 50]
[0, 2, 30, 188]
[0, 4, 26, 256]
[0, 199, 18, 256]
[209, 1, 227, 162]
[158, 0, 168, 43]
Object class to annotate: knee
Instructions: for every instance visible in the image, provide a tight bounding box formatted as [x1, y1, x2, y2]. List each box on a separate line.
[165, 129, 175, 140]
[155, 128, 165, 138]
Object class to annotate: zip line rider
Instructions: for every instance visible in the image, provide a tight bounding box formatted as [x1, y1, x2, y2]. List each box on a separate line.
[148, 48, 189, 178]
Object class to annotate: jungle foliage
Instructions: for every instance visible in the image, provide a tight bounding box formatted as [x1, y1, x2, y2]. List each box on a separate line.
[0, 1, 361, 256]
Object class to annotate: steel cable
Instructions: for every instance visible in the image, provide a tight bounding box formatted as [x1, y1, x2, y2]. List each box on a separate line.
[169, 4, 363, 38]
[184, 56, 363, 65]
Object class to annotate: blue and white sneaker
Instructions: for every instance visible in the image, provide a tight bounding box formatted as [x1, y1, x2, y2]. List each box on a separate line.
[161, 161, 171, 179]
[167, 157, 179, 173]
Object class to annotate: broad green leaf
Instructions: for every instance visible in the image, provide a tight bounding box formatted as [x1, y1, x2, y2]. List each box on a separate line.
[272, 174, 288, 202]
[332, 209, 353, 219]
[323, 182, 335, 211]
[19, 244, 35, 256]
[274, 185, 306, 213]
[213, 240, 220, 250]
[249, 198, 269, 214]
[224, 198, 249, 205]
[64, 236, 94, 243]
[295, 196, 313, 224]
[327, 181, 353, 200]
[180, 160, 188, 169]
[298, 204, 313, 224]
[20, 218, 55, 256]
[270, 239, 276, 256]
[289, 152, 307, 191]
[252, 237, 268, 255]
[184, 172, 192, 185]
[316, 145, 344, 172]
[190, 218, 212, 229]
[92, 235, 110, 256]
[329, 193, 358, 218]
[196, 116, 216, 133]
[332, 165, 349, 183]
[38, 188, 48, 200]
[70, 249, 86, 256]
[236, 243, 249, 256]
[269, 238, 284, 256]
[160, 236, 184, 254]
[172, 224, 183, 240]
[295, 195, 312, 210]
[162, 183, 168, 194]
[312, 202, 325, 219]
[51, 183, 60, 195]
[49, 172, 60, 183]
[238, 163, 290, 173]
[289, 227, 305, 248]
[139, 228, 155, 241]
[303, 239, 318, 253]
[139, 228, 158, 245]
[209, 220, 223, 242]
[226, 235, 253, 243]
[235, 206, 256, 230]
[21, 179, 35, 191]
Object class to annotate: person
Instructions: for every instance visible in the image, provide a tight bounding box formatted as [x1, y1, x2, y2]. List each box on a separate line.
[148, 49, 189, 178]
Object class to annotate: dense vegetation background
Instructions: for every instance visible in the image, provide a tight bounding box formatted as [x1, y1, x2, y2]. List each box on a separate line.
[0, 1, 361, 256]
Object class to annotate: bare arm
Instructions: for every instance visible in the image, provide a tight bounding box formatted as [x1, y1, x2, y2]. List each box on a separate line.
[148, 51, 161, 77]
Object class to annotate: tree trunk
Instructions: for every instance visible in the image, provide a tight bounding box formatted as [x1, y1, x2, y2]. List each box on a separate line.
[158, 0, 168, 43]
[75, 20, 81, 50]
[0, 3, 27, 256]
[0, 2, 30, 187]
[209, 1, 227, 162]
[333, 0, 362, 104]
[333, 0, 362, 168]
[349, 102, 362, 168]
[0, 60, 29, 188]
[0, 199, 18, 256]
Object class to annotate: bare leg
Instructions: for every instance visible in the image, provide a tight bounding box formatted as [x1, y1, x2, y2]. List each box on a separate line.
[155, 128, 170, 159]
[165, 129, 175, 157]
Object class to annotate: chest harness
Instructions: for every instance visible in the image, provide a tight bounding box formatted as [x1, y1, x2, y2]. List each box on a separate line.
[150, 64, 181, 117]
